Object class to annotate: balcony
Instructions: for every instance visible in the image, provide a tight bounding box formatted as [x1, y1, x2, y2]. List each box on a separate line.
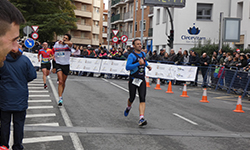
[125, 0, 134, 3]
[92, 25, 100, 34]
[71, 37, 91, 44]
[111, 0, 125, 8]
[102, 33, 107, 38]
[74, 10, 92, 18]
[124, 12, 133, 22]
[148, 28, 153, 37]
[111, 14, 124, 24]
[103, 21, 108, 26]
[74, 0, 92, 4]
[92, 38, 99, 45]
[93, 12, 100, 21]
[148, 6, 154, 17]
[77, 24, 91, 31]
[93, 0, 100, 7]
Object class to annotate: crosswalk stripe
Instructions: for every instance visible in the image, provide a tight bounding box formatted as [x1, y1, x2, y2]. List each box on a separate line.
[25, 123, 59, 127]
[28, 84, 43, 86]
[28, 100, 52, 103]
[26, 113, 56, 118]
[29, 90, 48, 93]
[29, 87, 44, 90]
[23, 135, 63, 144]
[28, 106, 53, 109]
[29, 95, 50, 97]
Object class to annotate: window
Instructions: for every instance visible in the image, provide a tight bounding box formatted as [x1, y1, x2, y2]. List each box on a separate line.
[103, 16, 105, 21]
[237, 2, 243, 19]
[94, 7, 99, 13]
[136, 0, 138, 11]
[162, 8, 167, 23]
[135, 22, 137, 32]
[140, 20, 146, 31]
[130, 24, 132, 33]
[81, 32, 85, 38]
[197, 3, 213, 20]
[81, 5, 87, 11]
[81, 18, 86, 25]
[156, 9, 160, 25]
[102, 27, 105, 32]
[93, 21, 99, 26]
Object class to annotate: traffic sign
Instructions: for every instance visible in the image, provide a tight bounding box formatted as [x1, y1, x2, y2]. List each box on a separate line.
[23, 26, 33, 35]
[120, 35, 128, 43]
[112, 30, 119, 36]
[31, 32, 39, 40]
[112, 36, 119, 43]
[31, 26, 39, 32]
[24, 38, 35, 49]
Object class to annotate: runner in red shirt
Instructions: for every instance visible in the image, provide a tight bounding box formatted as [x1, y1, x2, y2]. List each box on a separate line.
[37, 42, 54, 89]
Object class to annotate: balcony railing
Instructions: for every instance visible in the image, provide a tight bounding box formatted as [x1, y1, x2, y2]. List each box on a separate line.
[148, 28, 153, 37]
[124, 12, 133, 20]
[111, 14, 123, 23]
[111, 0, 125, 6]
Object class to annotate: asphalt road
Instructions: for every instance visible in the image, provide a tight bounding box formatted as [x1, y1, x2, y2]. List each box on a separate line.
[22, 72, 250, 150]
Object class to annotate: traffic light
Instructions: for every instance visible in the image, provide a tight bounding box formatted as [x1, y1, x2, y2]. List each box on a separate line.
[167, 30, 174, 48]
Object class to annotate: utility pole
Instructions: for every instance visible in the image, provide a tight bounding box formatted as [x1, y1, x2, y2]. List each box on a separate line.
[219, 12, 224, 51]
[107, 0, 111, 51]
[134, 0, 137, 39]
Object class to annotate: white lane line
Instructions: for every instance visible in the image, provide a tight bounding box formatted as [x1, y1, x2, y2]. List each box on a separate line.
[173, 113, 198, 126]
[25, 123, 59, 127]
[110, 82, 139, 97]
[29, 95, 50, 97]
[102, 78, 108, 82]
[28, 106, 53, 109]
[28, 100, 52, 103]
[28, 84, 43, 86]
[48, 75, 84, 150]
[23, 135, 63, 144]
[29, 87, 44, 90]
[29, 90, 48, 93]
[26, 113, 56, 118]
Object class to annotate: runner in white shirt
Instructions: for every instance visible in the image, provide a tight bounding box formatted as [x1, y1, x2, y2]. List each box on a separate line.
[53, 34, 75, 106]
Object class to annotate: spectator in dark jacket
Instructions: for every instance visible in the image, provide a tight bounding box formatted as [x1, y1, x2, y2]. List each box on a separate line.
[149, 50, 159, 61]
[189, 51, 200, 86]
[236, 54, 248, 69]
[168, 49, 176, 62]
[31, 41, 42, 53]
[0, 50, 37, 150]
[200, 53, 210, 87]
[174, 50, 184, 65]
[158, 49, 165, 60]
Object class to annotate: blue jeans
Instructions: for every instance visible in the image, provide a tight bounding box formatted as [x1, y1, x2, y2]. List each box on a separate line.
[1, 110, 26, 150]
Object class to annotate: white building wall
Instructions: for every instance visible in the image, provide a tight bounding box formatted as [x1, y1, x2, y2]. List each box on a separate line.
[230, 0, 250, 49]
[153, 0, 230, 53]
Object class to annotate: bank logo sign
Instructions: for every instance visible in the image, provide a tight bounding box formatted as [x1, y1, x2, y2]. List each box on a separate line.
[181, 23, 206, 42]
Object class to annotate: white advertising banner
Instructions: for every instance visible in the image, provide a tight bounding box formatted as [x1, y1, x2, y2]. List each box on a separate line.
[175, 66, 198, 81]
[23, 52, 40, 67]
[146, 63, 175, 80]
[70, 57, 102, 73]
[100, 59, 129, 75]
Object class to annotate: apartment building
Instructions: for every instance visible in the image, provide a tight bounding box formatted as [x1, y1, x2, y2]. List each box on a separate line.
[102, 4, 109, 47]
[152, 0, 250, 53]
[110, 0, 153, 50]
[70, 0, 104, 47]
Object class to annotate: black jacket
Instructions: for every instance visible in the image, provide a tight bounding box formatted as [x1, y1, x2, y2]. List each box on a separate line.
[199, 56, 210, 66]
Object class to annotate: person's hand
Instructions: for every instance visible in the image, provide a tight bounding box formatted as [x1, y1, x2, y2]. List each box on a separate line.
[38, 58, 40, 62]
[243, 67, 246, 70]
[204, 62, 208, 65]
[139, 58, 145, 65]
[147, 66, 152, 71]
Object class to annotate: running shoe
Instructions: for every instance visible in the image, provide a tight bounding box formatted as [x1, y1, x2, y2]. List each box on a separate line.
[124, 107, 131, 117]
[57, 79, 59, 84]
[138, 118, 147, 126]
[58, 99, 63, 106]
[44, 85, 47, 89]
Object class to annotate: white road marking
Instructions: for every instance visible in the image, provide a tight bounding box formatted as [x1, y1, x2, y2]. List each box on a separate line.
[173, 113, 198, 126]
[102, 78, 108, 82]
[25, 123, 59, 127]
[23, 135, 63, 144]
[28, 84, 43, 86]
[26, 113, 56, 118]
[29, 87, 44, 90]
[28, 100, 52, 103]
[48, 76, 84, 150]
[29, 90, 48, 93]
[29, 95, 50, 97]
[110, 82, 139, 97]
[28, 106, 53, 109]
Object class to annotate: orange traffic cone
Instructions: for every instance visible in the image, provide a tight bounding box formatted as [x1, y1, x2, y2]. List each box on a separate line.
[154, 78, 162, 90]
[180, 84, 189, 97]
[166, 81, 174, 93]
[233, 96, 245, 113]
[200, 88, 209, 103]
[145, 76, 151, 87]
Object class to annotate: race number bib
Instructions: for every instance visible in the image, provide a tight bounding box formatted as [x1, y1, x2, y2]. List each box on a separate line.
[42, 58, 49, 62]
[57, 52, 65, 57]
[132, 78, 143, 87]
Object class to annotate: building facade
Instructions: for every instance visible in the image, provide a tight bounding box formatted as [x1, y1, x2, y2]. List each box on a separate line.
[70, 0, 104, 47]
